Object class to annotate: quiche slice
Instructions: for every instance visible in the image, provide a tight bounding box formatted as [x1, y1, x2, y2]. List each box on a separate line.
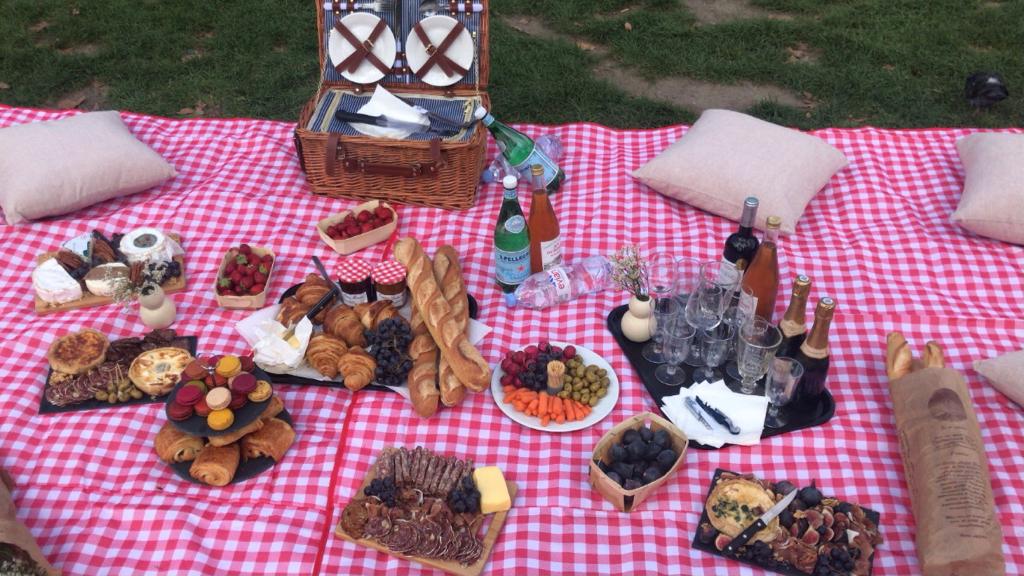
[128, 347, 192, 396]
[705, 478, 779, 543]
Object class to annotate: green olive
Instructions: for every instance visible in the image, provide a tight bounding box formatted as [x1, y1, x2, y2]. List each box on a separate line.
[130, 389, 143, 400]
[601, 377, 610, 386]
[589, 396, 598, 406]
[95, 391, 108, 401]
[108, 395, 117, 404]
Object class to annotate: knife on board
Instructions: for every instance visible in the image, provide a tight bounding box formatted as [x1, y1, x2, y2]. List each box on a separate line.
[279, 256, 340, 342]
[723, 489, 798, 556]
[695, 396, 741, 435]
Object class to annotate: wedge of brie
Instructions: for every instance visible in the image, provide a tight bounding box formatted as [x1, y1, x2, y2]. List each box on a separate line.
[33, 258, 83, 304]
[84, 263, 130, 297]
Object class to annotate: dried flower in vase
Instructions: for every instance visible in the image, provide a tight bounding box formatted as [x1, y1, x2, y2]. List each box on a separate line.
[609, 245, 649, 299]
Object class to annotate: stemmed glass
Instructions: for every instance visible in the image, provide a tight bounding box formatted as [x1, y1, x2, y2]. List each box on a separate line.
[765, 356, 804, 428]
[654, 303, 696, 386]
[683, 261, 733, 367]
[641, 253, 679, 364]
[724, 284, 755, 381]
[735, 316, 783, 395]
[692, 323, 734, 384]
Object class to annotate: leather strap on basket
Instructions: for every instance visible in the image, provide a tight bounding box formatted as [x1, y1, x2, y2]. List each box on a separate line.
[412, 21, 468, 79]
[325, 137, 445, 179]
[334, 19, 390, 75]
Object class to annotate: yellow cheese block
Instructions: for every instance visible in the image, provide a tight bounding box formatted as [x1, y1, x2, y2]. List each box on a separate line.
[473, 466, 511, 514]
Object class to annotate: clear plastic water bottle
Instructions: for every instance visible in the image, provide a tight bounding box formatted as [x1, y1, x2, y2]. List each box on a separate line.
[509, 256, 612, 309]
[535, 134, 564, 163]
[481, 153, 516, 184]
[481, 135, 565, 184]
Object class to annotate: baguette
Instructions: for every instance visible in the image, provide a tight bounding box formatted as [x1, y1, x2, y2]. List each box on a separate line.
[395, 238, 491, 391]
[432, 245, 469, 406]
[407, 332, 440, 418]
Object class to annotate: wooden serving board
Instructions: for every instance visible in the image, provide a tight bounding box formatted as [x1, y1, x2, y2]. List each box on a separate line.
[34, 233, 187, 315]
[335, 454, 517, 576]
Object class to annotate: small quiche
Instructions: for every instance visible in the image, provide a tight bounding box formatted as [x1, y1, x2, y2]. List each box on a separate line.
[705, 478, 779, 543]
[47, 328, 109, 375]
[129, 347, 193, 396]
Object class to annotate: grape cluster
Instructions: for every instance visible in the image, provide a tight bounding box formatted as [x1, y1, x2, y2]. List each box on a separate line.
[366, 318, 413, 387]
[364, 476, 398, 506]
[738, 540, 775, 567]
[144, 260, 183, 285]
[446, 475, 480, 514]
[499, 341, 577, 392]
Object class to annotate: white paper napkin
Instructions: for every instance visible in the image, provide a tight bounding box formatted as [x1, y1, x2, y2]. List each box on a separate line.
[353, 85, 430, 140]
[661, 380, 768, 448]
[237, 306, 313, 374]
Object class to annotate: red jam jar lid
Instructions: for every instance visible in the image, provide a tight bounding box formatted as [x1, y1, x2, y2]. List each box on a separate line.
[372, 260, 407, 285]
[336, 258, 373, 283]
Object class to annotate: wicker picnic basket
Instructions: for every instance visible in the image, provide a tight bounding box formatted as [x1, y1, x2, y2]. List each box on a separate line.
[294, 0, 490, 210]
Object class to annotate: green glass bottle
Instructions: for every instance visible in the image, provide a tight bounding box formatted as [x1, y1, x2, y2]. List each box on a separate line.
[475, 107, 565, 193]
[494, 175, 531, 303]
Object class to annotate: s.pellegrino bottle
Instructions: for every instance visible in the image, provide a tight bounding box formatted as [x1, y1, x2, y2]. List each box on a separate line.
[794, 297, 836, 400]
[494, 175, 531, 306]
[718, 197, 760, 286]
[475, 107, 566, 193]
[778, 274, 812, 358]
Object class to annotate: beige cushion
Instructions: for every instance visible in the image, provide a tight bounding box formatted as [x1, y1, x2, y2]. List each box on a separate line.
[952, 133, 1024, 245]
[975, 349, 1024, 409]
[631, 109, 848, 234]
[0, 111, 176, 224]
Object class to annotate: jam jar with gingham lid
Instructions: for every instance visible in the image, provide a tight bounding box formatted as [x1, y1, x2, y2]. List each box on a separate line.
[372, 260, 407, 308]
[336, 258, 374, 306]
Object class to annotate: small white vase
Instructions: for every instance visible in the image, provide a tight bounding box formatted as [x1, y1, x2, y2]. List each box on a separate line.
[621, 296, 653, 343]
[139, 284, 176, 329]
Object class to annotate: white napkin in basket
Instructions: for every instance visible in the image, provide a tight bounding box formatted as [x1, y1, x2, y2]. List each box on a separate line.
[352, 85, 430, 140]
[661, 380, 768, 448]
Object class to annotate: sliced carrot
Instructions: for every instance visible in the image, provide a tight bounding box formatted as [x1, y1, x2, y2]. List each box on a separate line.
[539, 392, 549, 417]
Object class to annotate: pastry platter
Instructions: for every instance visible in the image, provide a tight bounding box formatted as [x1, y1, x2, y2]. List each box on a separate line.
[490, 341, 620, 433]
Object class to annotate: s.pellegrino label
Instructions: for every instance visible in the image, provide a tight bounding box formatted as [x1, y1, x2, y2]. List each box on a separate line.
[514, 147, 559, 188]
[496, 245, 530, 285]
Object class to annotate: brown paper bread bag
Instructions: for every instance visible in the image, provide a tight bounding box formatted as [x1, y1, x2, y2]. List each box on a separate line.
[974, 349, 1024, 409]
[886, 334, 1005, 576]
[0, 469, 60, 575]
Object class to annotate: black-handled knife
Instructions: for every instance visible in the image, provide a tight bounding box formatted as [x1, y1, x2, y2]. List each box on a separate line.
[695, 396, 741, 435]
[723, 489, 797, 556]
[334, 110, 453, 136]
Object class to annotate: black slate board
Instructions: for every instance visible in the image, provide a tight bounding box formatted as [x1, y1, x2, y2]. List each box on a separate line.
[265, 284, 478, 391]
[165, 366, 276, 437]
[39, 336, 198, 415]
[606, 305, 835, 449]
[167, 409, 293, 486]
[692, 468, 881, 576]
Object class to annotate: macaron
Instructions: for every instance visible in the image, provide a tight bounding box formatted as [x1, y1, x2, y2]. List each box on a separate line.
[213, 373, 229, 387]
[184, 380, 208, 395]
[194, 397, 211, 417]
[167, 401, 193, 421]
[175, 385, 203, 406]
[239, 355, 256, 373]
[248, 380, 273, 403]
[230, 373, 257, 395]
[229, 392, 248, 410]
[181, 360, 208, 381]
[205, 387, 232, 411]
[207, 409, 234, 431]
[215, 355, 242, 379]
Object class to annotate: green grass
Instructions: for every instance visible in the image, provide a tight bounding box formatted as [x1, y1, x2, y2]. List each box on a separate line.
[1, 0, 1021, 128]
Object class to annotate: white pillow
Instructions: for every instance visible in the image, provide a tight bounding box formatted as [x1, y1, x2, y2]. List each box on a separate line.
[975, 349, 1024, 409]
[952, 133, 1024, 245]
[0, 111, 176, 224]
[631, 109, 848, 234]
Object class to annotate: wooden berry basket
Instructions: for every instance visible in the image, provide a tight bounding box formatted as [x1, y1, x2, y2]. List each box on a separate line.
[589, 412, 688, 513]
[213, 246, 276, 310]
[294, 0, 491, 210]
[316, 199, 398, 255]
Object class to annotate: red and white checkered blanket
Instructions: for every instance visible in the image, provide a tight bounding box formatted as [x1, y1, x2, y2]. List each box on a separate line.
[0, 105, 1021, 575]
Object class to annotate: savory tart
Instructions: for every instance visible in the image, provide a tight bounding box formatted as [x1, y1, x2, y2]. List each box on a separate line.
[129, 347, 193, 396]
[47, 328, 109, 375]
[705, 478, 779, 543]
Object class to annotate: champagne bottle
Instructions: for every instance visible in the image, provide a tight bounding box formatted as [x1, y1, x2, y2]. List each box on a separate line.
[718, 197, 760, 286]
[794, 297, 836, 400]
[778, 274, 812, 357]
[494, 175, 531, 301]
[527, 165, 562, 273]
[475, 107, 565, 193]
[740, 215, 782, 322]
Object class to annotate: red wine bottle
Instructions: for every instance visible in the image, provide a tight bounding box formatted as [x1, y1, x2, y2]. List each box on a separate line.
[794, 297, 835, 400]
[717, 197, 760, 286]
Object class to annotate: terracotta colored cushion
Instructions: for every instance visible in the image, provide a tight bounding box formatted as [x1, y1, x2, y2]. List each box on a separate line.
[974, 349, 1024, 409]
[952, 133, 1024, 245]
[0, 111, 176, 224]
[631, 109, 848, 234]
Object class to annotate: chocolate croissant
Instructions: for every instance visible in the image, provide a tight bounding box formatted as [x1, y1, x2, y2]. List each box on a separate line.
[355, 300, 401, 330]
[306, 333, 347, 378]
[154, 422, 204, 463]
[260, 395, 285, 421]
[339, 346, 376, 392]
[189, 443, 240, 487]
[241, 418, 295, 462]
[324, 304, 366, 347]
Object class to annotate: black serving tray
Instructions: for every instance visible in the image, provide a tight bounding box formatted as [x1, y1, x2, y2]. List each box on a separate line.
[266, 284, 478, 391]
[167, 409, 293, 486]
[39, 336, 198, 415]
[165, 366, 276, 437]
[606, 306, 835, 449]
[692, 468, 881, 576]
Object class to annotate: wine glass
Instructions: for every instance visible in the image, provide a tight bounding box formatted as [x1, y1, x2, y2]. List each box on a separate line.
[735, 316, 782, 395]
[683, 262, 732, 366]
[655, 310, 696, 387]
[765, 356, 803, 428]
[692, 323, 734, 384]
[724, 284, 755, 381]
[642, 253, 679, 364]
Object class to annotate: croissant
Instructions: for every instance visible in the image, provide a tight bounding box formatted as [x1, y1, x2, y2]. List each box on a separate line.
[154, 422, 204, 463]
[355, 300, 400, 330]
[277, 296, 310, 327]
[260, 395, 285, 421]
[306, 333, 348, 378]
[296, 274, 333, 306]
[323, 304, 366, 347]
[339, 346, 376, 392]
